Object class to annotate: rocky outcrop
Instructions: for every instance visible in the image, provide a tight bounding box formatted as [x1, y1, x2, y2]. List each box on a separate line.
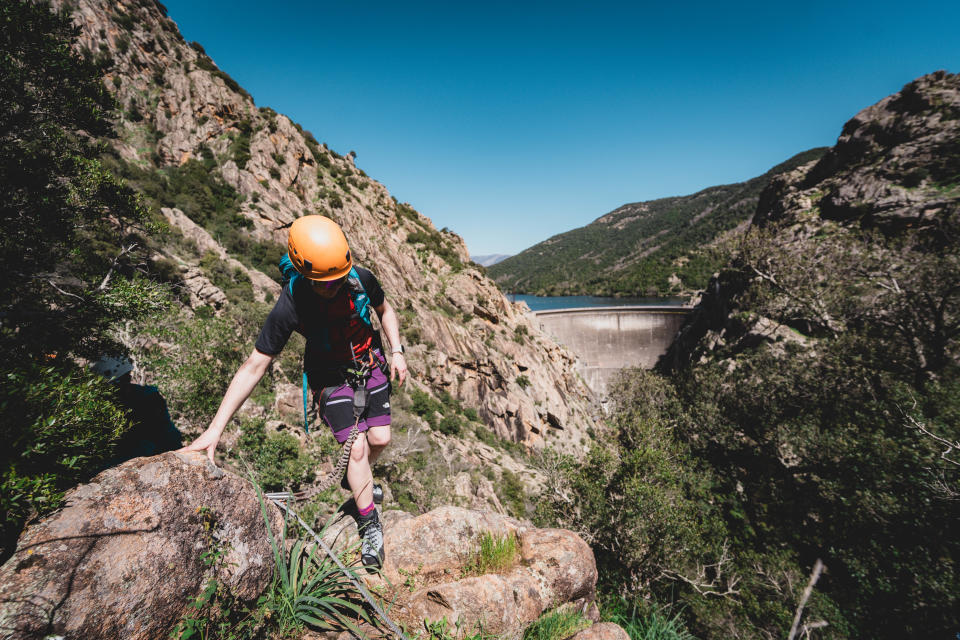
[160, 206, 281, 304]
[323, 506, 598, 639]
[0, 453, 598, 640]
[52, 0, 598, 450]
[0, 452, 281, 640]
[758, 70, 959, 232]
[663, 71, 960, 370]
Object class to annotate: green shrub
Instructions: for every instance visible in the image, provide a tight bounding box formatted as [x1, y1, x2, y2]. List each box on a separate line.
[515, 374, 531, 389]
[199, 250, 253, 304]
[135, 304, 265, 424]
[0, 0, 166, 560]
[410, 389, 441, 428]
[0, 364, 130, 558]
[230, 131, 251, 169]
[513, 325, 529, 344]
[437, 413, 462, 436]
[238, 419, 314, 491]
[499, 469, 526, 518]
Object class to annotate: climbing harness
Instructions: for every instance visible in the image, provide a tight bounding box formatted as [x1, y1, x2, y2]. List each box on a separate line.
[294, 343, 380, 503]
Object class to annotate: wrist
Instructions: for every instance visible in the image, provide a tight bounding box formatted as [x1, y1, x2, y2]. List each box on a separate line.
[391, 345, 404, 354]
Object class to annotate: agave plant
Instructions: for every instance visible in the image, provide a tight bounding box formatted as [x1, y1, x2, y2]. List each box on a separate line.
[254, 485, 374, 635]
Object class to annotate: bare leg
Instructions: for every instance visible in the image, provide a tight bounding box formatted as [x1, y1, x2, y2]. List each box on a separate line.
[366, 424, 392, 467]
[346, 433, 374, 508]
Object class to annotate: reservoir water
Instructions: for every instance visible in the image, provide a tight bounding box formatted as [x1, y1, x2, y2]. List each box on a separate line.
[507, 294, 688, 312]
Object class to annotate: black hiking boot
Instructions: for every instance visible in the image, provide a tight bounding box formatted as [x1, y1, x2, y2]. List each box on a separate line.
[358, 509, 384, 570]
[340, 474, 383, 504]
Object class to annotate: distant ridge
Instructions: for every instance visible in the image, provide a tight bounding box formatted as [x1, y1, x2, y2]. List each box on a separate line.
[489, 148, 827, 297]
[471, 253, 512, 267]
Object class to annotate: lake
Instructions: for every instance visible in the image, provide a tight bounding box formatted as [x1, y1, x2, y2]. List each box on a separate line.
[507, 294, 689, 312]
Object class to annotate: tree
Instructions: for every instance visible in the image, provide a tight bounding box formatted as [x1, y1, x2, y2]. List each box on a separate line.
[0, 0, 166, 561]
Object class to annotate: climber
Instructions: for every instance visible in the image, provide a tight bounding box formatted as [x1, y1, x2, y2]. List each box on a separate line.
[179, 215, 408, 569]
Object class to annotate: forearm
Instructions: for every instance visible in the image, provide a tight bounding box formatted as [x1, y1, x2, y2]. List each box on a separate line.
[208, 353, 271, 434]
[379, 302, 403, 351]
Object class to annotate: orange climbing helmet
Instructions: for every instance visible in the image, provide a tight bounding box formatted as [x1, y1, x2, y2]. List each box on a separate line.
[287, 215, 353, 281]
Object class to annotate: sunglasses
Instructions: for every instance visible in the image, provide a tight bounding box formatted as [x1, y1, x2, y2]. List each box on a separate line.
[311, 276, 346, 291]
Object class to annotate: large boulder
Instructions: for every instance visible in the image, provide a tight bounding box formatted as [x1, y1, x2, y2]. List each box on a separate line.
[323, 506, 598, 640]
[0, 452, 281, 640]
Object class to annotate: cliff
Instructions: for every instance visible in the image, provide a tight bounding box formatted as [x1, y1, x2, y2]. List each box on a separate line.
[53, 0, 597, 451]
[664, 70, 960, 372]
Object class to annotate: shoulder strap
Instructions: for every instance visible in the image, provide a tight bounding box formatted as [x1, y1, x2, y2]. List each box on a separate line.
[279, 253, 303, 297]
[346, 267, 373, 327]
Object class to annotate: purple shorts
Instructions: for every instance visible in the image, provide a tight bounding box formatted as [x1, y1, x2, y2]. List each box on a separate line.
[315, 350, 391, 443]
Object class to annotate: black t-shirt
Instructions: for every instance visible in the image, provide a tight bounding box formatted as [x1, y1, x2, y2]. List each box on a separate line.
[255, 267, 385, 366]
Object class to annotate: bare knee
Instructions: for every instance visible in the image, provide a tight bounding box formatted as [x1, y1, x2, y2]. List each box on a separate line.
[349, 434, 369, 463]
[367, 426, 391, 449]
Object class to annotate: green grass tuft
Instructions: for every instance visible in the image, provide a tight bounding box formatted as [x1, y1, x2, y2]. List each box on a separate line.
[523, 608, 591, 640]
[603, 599, 695, 640]
[463, 531, 519, 576]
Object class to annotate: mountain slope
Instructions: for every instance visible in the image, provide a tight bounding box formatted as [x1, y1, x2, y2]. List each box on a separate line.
[489, 148, 826, 297]
[53, 0, 597, 456]
[535, 71, 959, 639]
[470, 253, 512, 267]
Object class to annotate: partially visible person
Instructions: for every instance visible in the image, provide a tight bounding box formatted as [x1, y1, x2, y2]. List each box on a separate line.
[91, 356, 183, 463]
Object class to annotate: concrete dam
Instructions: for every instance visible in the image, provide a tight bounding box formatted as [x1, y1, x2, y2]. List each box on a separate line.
[534, 306, 692, 396]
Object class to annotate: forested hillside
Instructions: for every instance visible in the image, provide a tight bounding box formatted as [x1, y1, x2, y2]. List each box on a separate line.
[536, 71, 960, 638]
[490, 148, 825, 297]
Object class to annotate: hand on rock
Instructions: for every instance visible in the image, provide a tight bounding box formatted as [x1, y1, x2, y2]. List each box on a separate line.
[177, 427, 221, 464]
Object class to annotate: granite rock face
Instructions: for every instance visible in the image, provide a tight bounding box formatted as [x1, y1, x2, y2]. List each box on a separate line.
[0, 452, 282, 640]
[52, 0, 597, 451]
[664, 71, 960, 370]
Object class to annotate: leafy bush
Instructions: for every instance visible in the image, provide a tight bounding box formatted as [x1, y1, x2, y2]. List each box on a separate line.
[238, 419, 314, 491]
[230, 130, 251, 169]
[199, 250, 253, 304]
[602, 598, 695, 640]
[410, 389, 442, 428]
[438, 413, 462, 435]
[1, 364, 130, 557]
[498, 469, 526, 518]
[135, 303, 266, 426]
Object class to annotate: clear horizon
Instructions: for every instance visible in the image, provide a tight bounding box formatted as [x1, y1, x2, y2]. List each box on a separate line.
[161, 0, 960, 255]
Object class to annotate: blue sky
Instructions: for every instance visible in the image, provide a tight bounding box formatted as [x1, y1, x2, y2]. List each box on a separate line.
[162, 0, 960, 255]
